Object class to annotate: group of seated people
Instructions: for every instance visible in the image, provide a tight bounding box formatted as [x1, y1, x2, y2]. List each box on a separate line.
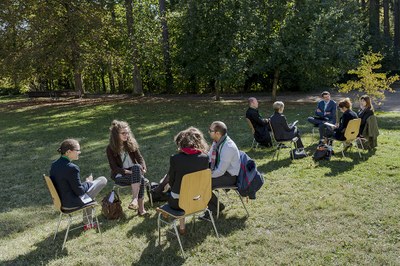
[50, 120, 242, 234]
[246, 91, 378, 153]
[49, 91, 379, 234]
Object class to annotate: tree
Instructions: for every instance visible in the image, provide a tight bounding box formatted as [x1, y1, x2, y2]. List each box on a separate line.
[338, 51, 399, 103]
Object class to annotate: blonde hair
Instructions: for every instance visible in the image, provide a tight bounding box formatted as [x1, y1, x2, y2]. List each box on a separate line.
[273, 101, 284, 112]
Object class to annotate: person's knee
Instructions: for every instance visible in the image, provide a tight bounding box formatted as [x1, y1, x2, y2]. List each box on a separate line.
[97, 176, 108, 187]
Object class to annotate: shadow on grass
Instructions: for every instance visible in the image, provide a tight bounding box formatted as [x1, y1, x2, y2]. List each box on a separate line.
[126, 211, 247, 265]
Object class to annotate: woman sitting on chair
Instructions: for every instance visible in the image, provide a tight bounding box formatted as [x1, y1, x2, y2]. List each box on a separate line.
[269, 101, 305, 153]
[331, 98, 358, 141]
[357, 95, 374, 137]
[168, 127, 209, 235]
[50, 139, 107, 230]
[106, 120, 148, 216]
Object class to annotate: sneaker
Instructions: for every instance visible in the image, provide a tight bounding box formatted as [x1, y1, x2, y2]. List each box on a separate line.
[83, 222, 97, 231]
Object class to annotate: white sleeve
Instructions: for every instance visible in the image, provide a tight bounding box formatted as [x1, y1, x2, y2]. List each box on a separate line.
[211, 145, 235, 178]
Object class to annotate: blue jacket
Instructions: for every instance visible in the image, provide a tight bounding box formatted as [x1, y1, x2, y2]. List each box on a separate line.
[315, 100, 337, 124]
[237, 151, 264, 199]
[50, 156, 91, 208]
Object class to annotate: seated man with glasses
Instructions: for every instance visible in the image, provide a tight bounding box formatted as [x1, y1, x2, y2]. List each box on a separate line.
[202, 121, 240, 219]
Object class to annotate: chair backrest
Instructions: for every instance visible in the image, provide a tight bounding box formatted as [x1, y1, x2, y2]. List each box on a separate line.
[268, 120, 278, 143]
[43, 175, 62, 211]
[178, 169, 212, 214]
[245, 118, 255, 134]
[344, 118, 361, 141]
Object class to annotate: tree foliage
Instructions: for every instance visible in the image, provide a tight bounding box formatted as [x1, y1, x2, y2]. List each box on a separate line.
[338, 51, 399, 103]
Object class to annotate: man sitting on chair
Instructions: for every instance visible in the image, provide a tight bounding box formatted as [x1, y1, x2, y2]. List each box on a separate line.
[203, 121, 240, 219]
[307, 91, 337, 144]
[270, 101, 305, 154]
[245, 97, 272, 148]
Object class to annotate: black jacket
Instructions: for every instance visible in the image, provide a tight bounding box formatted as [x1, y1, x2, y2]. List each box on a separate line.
[50, 156, 91, 208]
[334, 109, 358, 140]
[269, 112, 297, 141]
[246, 107, 272, 145]
[168, 152, 209, 195]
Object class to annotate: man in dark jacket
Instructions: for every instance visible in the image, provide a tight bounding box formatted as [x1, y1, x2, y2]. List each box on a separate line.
[245, 97, 272, 147]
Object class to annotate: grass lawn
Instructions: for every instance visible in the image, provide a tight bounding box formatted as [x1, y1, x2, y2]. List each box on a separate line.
[0, 97, 399, 265]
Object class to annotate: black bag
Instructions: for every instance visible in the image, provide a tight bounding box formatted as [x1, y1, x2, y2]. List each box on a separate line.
[290, 149, 307, 159]
[313, 144, 333, 161]
[147, 182, 170, 202]
[101, 190, 124, 220]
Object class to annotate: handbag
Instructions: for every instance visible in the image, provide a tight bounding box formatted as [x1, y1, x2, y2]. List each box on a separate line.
[101, 190, 123, 220]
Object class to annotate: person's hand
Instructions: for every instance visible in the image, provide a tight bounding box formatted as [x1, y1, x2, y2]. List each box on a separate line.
[86, 173, 93, 182]
[316, 108, 322, 112]
[335, 123, 339, 128]
[124, 169, 132, 175]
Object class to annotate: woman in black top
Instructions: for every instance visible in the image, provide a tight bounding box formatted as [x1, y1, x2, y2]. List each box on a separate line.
[357, 95, 374, 137]
[333, 98, 358, 141]
[168, 127, 209, 234]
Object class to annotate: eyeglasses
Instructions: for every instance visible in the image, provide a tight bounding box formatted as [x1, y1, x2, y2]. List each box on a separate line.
[208, 129, 215, 133]
[74, 149, 81, 152]
[119, 132, 129, 135]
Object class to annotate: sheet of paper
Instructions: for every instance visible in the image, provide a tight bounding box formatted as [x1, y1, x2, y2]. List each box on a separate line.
[80, 193, 93, 204]
[324, 122, 336, 128]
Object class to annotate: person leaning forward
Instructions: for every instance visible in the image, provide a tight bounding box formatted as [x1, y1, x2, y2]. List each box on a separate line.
[204, 121, 240, 218]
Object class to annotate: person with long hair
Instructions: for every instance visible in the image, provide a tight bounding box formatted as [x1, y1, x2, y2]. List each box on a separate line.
[331, 98, 358, 141]
[106, 120, 148, 216]
[50, 139, 107, 230]
[358, 95, 374, 137]
[167, 127, 209, 234]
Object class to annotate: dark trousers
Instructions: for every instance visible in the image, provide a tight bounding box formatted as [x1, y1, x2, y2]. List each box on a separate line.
[307, 117, 333, 140]
[114, 164, 145, 199]
[208, 172, 237, 214]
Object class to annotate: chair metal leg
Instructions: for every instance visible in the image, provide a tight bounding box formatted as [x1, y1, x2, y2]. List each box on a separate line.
[216, 190, 220, 218]
[94, 208, 101, 236]
[234, 190, 249, 217]
[157, 213, 162, 245]
[172, 220, 185, 257]
[54, 213, 63, 240]
[62, 215, 72, 250]
[207, 209, 219, 239]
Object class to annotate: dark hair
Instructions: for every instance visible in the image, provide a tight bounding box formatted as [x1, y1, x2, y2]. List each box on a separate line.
[57, 139, 79, 155]
[338, 98, 352, 110]
[360, 95, 373, 111]
[175, 127, 209, 153]
[108, 120, 139, 154]
[211, 121, 227, 135]
[321, 91, 330, 97]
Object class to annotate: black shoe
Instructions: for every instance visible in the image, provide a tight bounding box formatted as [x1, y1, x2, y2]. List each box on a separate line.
[198, 212, 211, 221]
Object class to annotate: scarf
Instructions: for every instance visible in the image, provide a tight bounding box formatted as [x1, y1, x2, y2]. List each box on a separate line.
[210, 134, 227, 170]
[181, 147, 202, 155]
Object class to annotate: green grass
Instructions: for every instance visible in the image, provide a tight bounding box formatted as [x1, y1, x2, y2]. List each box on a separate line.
[0, 97, 399, 265]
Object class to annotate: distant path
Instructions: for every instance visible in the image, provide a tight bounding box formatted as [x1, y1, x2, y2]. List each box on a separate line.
[0, 89, 399, 111]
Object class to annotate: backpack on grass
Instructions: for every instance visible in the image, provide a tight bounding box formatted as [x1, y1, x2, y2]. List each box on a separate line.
[313, 144, 333, 161]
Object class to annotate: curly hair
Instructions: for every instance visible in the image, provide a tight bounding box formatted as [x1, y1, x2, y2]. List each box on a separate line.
[108, 120, 139, 154]
[174, 127, 209, 153]
[338, 98, 352, 110]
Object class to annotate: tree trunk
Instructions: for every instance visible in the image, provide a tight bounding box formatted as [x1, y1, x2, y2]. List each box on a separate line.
[214, 79, 220, 101]
[108, 60, 116, 94]
[125, 0, 143, 96]
[361, 0, 366, 9]
[394, 0, 400, 68]
[272, 68, 280, 102]
[159, 0, 173, 92]
[369, 0, 380, 51]
[383, 0, 390, 41]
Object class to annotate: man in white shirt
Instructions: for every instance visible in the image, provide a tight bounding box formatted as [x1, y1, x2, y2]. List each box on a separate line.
[206, 121, 240, 216]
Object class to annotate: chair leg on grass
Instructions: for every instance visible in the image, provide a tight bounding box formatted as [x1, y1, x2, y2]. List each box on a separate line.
[207, 209, 220, 239]
[157, 213, 162, 246]
[172, 220, 185, 257]
[234, 190, 249, 217]
[54, 213, 63, 240]
[62, 215, 72, 250]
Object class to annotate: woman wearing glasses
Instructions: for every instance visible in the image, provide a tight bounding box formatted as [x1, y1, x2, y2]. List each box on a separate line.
[50, 138, 107, 230]
[106, 120, 148, 216]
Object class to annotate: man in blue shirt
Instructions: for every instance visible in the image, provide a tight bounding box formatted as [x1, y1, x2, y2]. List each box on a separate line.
[307, 91, 337, 144]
